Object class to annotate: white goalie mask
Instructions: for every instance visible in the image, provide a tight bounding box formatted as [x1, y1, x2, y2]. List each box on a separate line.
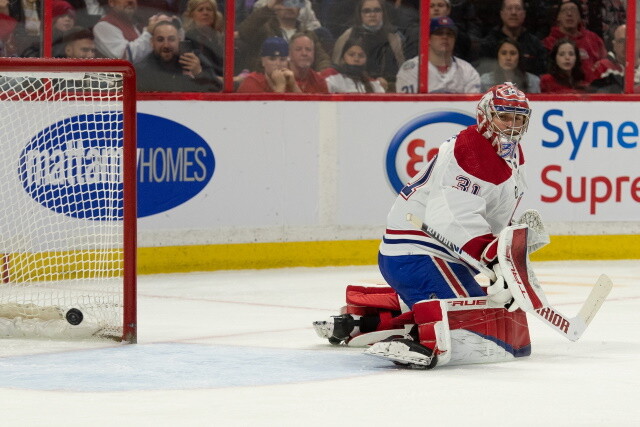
[476, 82, 531, 160]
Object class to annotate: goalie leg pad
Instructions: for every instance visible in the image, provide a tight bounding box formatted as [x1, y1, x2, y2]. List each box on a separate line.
[314, 285, 404, 345]
[365, 302, 532, 368]
[447, 308, 531, 365]
[345, 285, 401, 312]
[414, 299, 452, 366]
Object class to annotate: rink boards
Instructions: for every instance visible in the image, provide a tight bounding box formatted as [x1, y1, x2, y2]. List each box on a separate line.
[131, 100, 640, 272]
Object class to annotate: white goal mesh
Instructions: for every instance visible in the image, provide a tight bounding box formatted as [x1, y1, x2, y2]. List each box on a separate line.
[0, 60, 136, 341]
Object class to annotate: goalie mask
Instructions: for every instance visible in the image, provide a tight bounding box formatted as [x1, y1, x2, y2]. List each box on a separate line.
[476, 82, 531, 160]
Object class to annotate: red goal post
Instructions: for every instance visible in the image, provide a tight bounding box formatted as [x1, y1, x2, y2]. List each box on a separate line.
[0, 58, 137, 342]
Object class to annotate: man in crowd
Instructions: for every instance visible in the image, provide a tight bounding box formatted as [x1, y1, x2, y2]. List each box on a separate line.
[289, 31, 328, 93]
[396, 16, 480, 93]
[136, 20, 221, 92]
[543, 0, 606, 81]
[62, 27, 97, 58]
[237, 0, 331, 71]
[479, 0, 548, 76]
[93, 0, 173, 63]
[590, 25, 640, 93]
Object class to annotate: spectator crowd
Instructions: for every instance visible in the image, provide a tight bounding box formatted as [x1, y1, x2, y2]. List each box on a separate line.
[0, 0, 638, 93]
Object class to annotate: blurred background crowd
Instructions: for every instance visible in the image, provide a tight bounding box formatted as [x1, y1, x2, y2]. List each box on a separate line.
[0, 0, 638, 93]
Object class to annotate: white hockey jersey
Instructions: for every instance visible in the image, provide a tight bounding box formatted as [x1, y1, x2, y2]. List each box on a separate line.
[395, 56, 481, 94]
[379, 125, 527, 264]
[325, 73, 385, 93]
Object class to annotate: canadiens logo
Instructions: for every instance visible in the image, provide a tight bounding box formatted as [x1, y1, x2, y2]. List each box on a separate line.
[495, 84, 523, 100]
[385, 111, 475, 193]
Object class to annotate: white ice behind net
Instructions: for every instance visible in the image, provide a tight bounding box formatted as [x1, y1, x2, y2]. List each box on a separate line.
[0, 72, 126, 340]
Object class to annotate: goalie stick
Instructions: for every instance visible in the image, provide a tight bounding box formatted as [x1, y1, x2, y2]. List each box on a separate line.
[406, 213, 612, 341]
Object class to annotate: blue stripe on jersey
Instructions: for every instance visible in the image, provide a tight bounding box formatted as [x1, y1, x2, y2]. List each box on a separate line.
[382, 236, 451, 256]
[381, 237, 479, 275]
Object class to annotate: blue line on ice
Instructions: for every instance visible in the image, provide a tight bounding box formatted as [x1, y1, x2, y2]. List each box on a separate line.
[0, 343, 385, 391]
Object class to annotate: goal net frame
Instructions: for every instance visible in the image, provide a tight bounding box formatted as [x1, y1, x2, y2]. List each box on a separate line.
[0, 58, 137, 343]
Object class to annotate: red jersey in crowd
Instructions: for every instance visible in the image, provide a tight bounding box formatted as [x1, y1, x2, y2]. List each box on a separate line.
[236, 72, 273, 93]
[295, 69, 328, 93]
[543, 25, 607, 82]
[539, 74, 588, 93]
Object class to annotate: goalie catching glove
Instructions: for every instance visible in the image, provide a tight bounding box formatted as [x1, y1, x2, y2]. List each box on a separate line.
[479, 236, 518, 311]
[514, 209, 550, 253]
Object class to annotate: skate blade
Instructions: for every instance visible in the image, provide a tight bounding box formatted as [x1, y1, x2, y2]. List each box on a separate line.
[364, 341, 431, 367]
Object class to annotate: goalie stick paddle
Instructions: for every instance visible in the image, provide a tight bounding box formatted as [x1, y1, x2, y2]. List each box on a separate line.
[405, 213, 613, 341]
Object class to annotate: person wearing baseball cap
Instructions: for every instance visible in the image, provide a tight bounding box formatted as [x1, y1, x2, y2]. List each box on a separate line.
[403, 0, 474, 64]
[238, 37, 302, 92]
[53, 0, 77, 33]
[236, 0, 331, 73]
[396, 16, 480, 93]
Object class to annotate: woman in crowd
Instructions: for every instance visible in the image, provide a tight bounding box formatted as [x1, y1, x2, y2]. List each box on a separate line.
[21, 0, 81, 57]
[480, 39, 540, 93]
[540, 38, 589, 93]
[323, 38, 385, 93]
[332, 0, 404, 91]
[236, 0, 330, 72]
[183, 0, 224, 81]
[542, 0, 606, 81]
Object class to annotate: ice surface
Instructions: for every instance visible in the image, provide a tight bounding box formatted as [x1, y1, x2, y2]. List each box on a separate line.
[0, 260, 638, 426]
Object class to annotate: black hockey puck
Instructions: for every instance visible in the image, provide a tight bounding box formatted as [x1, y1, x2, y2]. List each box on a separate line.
[66, 308, 84, 325]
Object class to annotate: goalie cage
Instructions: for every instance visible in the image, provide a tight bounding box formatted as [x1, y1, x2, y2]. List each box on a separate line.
[0, 58, 137, 342]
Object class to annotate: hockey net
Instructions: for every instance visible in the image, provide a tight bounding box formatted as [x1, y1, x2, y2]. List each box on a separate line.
[0, 58, 137, 342]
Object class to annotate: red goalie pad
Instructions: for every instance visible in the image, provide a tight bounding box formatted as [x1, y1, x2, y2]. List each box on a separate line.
[340, 286, 408, 343]
[448, 308, 531, 358]
[340, 286, 531, 359]
[344, 285, 401, 316]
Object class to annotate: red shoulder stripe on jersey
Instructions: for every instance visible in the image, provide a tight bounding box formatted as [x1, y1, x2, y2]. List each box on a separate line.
[385, 228, 428, 237]
[462, 233, 495, 261]
[453, 126, 519, 185]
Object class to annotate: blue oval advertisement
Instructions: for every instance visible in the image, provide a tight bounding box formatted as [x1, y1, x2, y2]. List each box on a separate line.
[19, 112, 215, 220]
[19, 112, 125, 220]
[136, 113, 215, 218]
[386, 111, 475, 193]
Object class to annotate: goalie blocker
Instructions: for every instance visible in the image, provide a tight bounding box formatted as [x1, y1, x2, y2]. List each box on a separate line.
[313, 284, 531, 369]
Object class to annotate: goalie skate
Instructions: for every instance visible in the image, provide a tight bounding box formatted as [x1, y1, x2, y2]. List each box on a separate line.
[313, 314, 357, 345]
[365, 338, 437, 370]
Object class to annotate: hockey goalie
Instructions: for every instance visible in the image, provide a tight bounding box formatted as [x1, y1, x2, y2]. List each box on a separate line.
[313, 83, 552, 369]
